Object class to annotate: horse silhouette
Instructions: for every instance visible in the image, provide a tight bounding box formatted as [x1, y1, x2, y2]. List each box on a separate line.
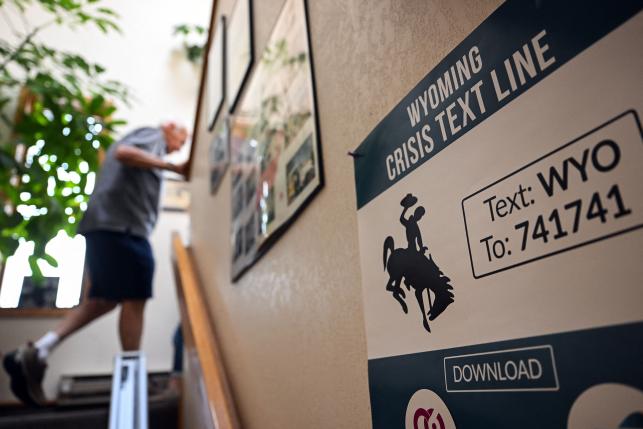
[383, 236, 454, 332]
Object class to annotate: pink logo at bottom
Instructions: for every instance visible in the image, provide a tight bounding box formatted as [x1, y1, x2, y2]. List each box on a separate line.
[414, 408, 446, 429]
[405, 390, 455, 429]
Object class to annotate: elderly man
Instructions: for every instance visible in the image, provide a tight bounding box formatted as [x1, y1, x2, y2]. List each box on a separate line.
[3, 122, 188, 405]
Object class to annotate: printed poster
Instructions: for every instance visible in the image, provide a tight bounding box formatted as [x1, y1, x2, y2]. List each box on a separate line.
[352, 1, 643, 427]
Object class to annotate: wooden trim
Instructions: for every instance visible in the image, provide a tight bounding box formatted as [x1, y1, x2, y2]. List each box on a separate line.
[171, 232, 240, 429]
[0, 399, 58, 408]
[0, 308, 71, 318]
[186, 0, 220, 181]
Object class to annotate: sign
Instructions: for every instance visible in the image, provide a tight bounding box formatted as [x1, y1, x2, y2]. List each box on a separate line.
[352, 1, 643, 427]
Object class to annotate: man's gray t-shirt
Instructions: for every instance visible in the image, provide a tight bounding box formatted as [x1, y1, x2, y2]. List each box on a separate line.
[78, 127, 166, 238]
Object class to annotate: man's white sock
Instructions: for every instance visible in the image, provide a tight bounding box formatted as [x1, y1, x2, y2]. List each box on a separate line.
[34, 331, 60, 361]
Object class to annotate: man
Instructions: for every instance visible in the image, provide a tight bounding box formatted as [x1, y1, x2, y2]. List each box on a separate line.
[400, 203, 428, 255]
[3, 122, 188, 405]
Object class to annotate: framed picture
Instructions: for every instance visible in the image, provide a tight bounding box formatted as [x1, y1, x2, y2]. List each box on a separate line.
[207, 15, 226, 130]
[18, 277, 59, 309]
[230, 0, 323, 280]
[162, 179, 191, 212]
[209, 115, 230, 194]
[185, 3, 218, 179]
[226, 0, 253, 113]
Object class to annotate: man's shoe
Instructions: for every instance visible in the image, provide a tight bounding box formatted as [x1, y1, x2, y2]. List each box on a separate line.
[2, 344, 47, 406]
[3, 351, 34, 405]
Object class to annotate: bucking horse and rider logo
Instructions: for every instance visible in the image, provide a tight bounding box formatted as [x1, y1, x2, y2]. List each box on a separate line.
[383, 193, 455, 332]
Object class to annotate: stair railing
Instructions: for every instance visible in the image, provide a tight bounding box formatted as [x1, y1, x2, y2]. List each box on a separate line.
[171, 232, 240, 429]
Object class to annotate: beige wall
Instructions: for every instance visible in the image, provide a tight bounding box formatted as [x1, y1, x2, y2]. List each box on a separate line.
[0, 0, 206, 401]
[189, 0, 500, 427]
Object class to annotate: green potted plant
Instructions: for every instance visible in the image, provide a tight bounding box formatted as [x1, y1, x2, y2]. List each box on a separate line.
[0, 0, 129, 283]
[173, 23, 207, 64]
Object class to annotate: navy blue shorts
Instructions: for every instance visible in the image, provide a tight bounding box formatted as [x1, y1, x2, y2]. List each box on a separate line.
[83, 230, 154, 301]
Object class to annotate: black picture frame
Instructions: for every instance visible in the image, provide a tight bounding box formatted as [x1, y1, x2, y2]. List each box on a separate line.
[226, 0, 254, 114]
[229, 0, 324, 281]
[209, 114, 230, 195]
[18, 277, 60, 309]
[207, 15, 226, 130]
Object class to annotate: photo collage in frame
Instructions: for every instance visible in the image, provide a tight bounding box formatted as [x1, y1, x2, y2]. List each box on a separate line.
[208, 115, 230, 194]
[206, 15, 225, 130]
[207, 0, 253, 194]
[229, 0, 322, 280]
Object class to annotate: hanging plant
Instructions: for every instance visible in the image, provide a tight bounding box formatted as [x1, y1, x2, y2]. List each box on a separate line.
[173, 23, 207, 64]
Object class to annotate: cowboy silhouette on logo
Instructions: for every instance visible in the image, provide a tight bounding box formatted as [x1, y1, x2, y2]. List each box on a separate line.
[383, 193, 455, 332]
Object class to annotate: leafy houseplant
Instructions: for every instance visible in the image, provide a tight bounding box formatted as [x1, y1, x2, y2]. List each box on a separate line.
[0, 0, 129, 282]
[173, 23, 207, 64]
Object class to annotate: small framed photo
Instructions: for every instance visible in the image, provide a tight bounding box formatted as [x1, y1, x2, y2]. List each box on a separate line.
[206, 16, 226, 130]
[226, 0, 253, 113]
[162, 179, 191, 212]
[209, 115, 230, 194]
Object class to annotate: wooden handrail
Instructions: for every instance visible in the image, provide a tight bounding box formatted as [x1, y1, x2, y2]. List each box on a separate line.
[0, 308, 70, 318]
[171, 232, 240, 429]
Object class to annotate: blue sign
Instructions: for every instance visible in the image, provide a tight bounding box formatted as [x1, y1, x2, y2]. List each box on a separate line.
[369, 323, 643, 428]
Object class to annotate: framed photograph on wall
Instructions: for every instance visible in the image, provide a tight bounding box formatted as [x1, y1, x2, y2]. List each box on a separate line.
[230, 0, 323, 280]
[162, 178, 191, 212]
[207, 15, 226, 130]
[226, 0, 253, 113]
[209, 115, 230, 194]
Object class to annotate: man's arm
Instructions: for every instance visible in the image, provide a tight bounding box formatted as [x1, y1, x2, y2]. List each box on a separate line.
[400, 206, 409, 226]
[415, 229, 428, 254]
[115, 145, 185, 175]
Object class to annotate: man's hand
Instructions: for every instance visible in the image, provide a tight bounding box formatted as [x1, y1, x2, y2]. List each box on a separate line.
[167, 161, 188, 177]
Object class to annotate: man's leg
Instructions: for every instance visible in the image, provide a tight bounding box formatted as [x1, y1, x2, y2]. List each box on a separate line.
[54, 298, 117, 340]
[3, 270, 116, 406]
[34, 267, 117, 361]
[30, 298, 116, 364]
[119, 300, 146, 351]
[40, 271, 116, 358]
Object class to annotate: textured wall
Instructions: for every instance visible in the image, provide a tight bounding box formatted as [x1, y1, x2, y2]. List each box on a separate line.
[189, 1, 500, 427]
